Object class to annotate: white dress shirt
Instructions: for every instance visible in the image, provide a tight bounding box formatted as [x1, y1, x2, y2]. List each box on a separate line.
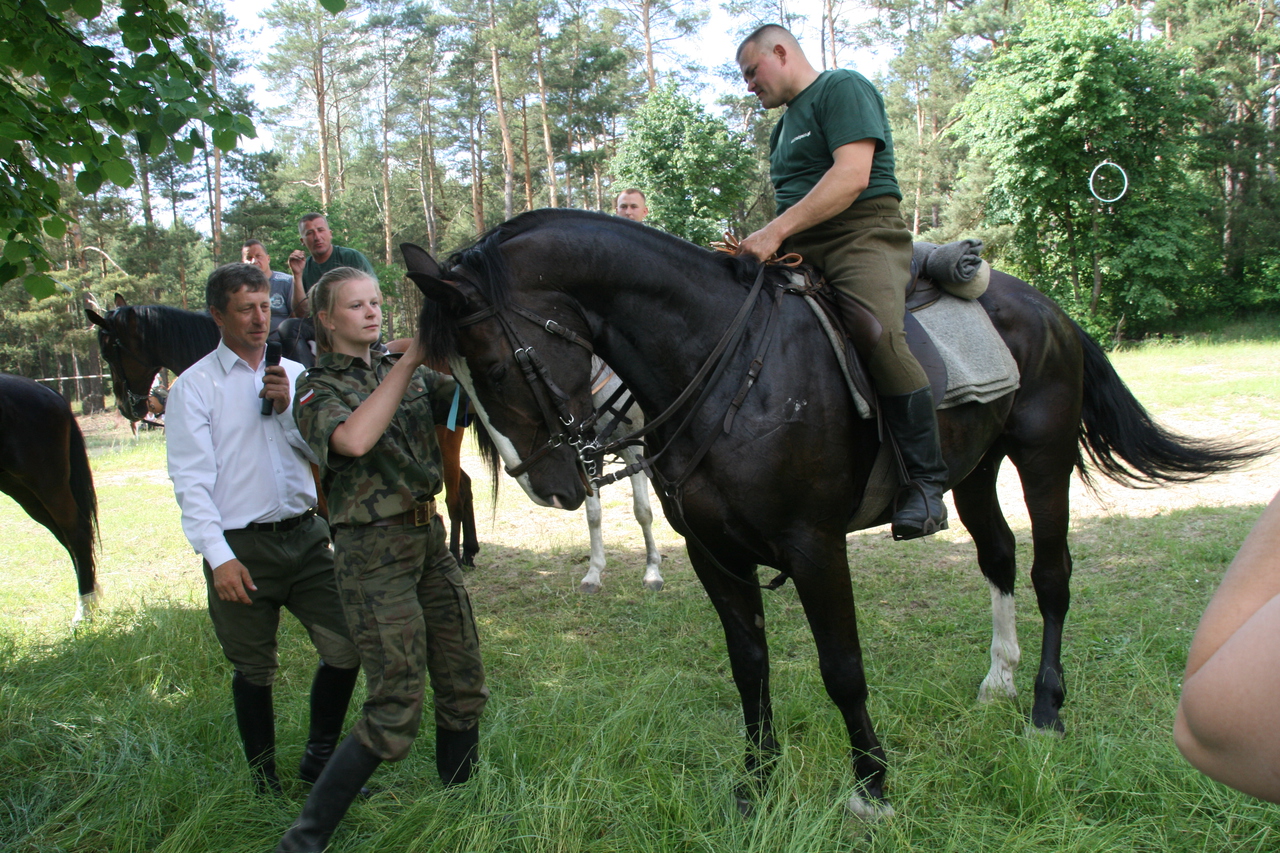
[166, 341, 319, 570]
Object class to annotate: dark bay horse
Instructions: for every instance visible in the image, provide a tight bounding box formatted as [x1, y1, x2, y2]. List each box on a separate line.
[403, 209, 1264, 818]
[85, 299, 480, 566]
[0, 374, 100, 624]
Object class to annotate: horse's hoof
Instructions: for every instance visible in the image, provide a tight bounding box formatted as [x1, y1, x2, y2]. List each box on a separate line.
[734, 795, 753, 819]
[1025, 721, 1066, 739]
[579, 580, 601, 594]
[846, 793, 895, 821]
[643, 579, 664, 592]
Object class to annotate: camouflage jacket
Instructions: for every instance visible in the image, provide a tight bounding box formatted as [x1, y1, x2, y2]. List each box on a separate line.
[294, 350, 456, 526]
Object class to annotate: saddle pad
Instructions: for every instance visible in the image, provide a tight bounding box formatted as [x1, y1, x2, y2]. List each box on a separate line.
[912, 293, 1021, 409]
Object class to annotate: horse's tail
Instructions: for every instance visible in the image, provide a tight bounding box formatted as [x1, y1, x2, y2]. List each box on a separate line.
[66, 415, 100, 584]
[1075, 323, 1271, 488]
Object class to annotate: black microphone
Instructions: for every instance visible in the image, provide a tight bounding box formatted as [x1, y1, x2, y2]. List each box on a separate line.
[261, 341, 282, 416]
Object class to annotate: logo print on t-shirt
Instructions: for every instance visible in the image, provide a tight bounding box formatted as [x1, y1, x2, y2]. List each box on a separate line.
[790, 130, 812, 145]
[271, 293, 286, 311]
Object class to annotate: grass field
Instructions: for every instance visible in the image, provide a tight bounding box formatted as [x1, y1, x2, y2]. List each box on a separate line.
[4, 337, 1280, 852]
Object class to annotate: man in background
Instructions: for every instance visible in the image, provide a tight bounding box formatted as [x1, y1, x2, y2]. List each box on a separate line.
[615, 188, 649, 222]
[288, 213, 376, 293]
[242, 239, 306, 333]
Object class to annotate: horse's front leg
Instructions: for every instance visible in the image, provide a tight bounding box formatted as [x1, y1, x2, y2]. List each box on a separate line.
[789, 536, 892, 820]
[623, 449, 663, 591]
[580, 489, 606, 593]
[686, 544, 777, 812]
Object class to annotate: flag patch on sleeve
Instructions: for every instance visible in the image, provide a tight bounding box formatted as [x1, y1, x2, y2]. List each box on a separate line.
[298, 389, 315, 406]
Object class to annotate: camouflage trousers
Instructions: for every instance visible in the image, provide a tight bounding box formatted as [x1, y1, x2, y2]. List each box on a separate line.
[333, 514, 488, 762]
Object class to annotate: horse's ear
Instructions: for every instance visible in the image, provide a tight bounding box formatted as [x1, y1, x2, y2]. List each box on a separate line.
[400, 242, 443, 279]
[86, 308, 107, 328]
[400, 242, 468, 313]
[114, 293, 126, 308]
[406, 271, 469, 313]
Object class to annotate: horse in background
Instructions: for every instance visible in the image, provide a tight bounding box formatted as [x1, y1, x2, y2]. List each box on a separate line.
[0, 374, 99, 625]
[87, 296, 481, 566]
[579, 357, 663, 593]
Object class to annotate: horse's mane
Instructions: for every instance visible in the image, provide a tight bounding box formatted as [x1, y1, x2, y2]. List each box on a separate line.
[118, 304, 220, 368]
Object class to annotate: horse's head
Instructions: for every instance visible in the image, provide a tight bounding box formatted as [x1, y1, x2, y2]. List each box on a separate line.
[86, 301, 160, 421]
[403, 239, 595, 511]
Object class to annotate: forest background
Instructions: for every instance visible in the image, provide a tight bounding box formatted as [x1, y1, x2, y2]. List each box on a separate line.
[4, 0, 1280, 412]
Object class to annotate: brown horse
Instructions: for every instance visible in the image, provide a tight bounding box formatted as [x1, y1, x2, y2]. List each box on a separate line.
[0, 374, 100, 624]
[86, 297, 480, 566]
[403, 209, 1266, 818]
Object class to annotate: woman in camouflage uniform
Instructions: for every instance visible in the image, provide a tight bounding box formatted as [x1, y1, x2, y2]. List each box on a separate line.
[278, 267, 488, 853]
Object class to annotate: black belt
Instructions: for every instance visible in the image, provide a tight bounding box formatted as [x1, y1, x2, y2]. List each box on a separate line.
[235, 508, 317, 534]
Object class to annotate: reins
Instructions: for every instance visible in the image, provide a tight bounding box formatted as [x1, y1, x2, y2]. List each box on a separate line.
[452, 259, 796, 592]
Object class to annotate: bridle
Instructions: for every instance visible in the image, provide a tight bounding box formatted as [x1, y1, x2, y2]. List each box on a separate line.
[99, 323, 158, 420]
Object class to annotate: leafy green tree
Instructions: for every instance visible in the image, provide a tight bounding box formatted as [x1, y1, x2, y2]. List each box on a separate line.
[956, 1, 1219, 334]
[610, 81, 754, 245]
[0, 0, 254, 296]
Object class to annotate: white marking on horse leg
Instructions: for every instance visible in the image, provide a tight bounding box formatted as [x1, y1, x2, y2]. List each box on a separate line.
[978, 584, 1020, 702]
[450, 359, 554, 507]
[73, 590, 98, 627]
[581, 490, 605, 593]
[846, 793, 895, 821]
[630, 469, 663, 591]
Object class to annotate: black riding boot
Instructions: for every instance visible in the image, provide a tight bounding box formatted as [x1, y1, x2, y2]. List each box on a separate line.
[881, 388, 949, 540]
[276, 734, 383, 853]
[297, 662, 360, 784]
[231, 671, 281, 794]
[436, 724, 480, 786]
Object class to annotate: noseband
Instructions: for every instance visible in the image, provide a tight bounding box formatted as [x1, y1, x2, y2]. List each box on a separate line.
[102, 332, 156, 419]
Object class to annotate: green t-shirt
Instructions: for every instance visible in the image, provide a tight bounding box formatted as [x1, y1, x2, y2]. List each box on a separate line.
[769, 69, 901, 215]
[301, 245, 376, 289]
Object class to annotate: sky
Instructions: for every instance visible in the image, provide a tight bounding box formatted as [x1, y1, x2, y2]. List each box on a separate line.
[222, 0, 892, 152]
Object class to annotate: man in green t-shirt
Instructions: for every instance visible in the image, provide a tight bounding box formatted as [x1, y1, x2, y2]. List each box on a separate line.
[735, 24, 947, 541]
[288, 213, 377, 293]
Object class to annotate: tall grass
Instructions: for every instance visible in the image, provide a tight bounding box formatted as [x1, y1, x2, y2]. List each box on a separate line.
[4, 341, 1280, 852]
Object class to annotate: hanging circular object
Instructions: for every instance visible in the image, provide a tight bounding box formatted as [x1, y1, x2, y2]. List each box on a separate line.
[1089, 160, 1128, 203]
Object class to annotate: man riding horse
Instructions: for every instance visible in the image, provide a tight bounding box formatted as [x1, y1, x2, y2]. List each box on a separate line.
[734, 24, 948, 541]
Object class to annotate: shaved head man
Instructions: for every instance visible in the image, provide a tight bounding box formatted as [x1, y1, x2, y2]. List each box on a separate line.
[615, 188, 648, 222]
[734, 24, 949, 541]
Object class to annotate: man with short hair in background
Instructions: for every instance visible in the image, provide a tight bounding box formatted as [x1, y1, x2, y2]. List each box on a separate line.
[242, 239, 306, 333]
[166, 262, 362, 795]
[615, 188, 649, 222]
[288, 213, 376, 293]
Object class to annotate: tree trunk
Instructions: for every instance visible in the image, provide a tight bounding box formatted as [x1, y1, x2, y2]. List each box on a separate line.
[488, 0, 516, 221]
[641, 0, 656, 90]
[471, 115, 486, 235]
[535, 24, 558, 208]
[314, 41, 332, 209]
[208, 22, 223, 263]
[521, 96, 534, 210]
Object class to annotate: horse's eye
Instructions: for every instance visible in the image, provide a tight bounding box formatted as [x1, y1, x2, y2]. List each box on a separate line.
[486, 363, 508, 384]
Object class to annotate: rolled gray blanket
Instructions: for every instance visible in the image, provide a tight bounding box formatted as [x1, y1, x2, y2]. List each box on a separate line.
[912, 238, 989, 300]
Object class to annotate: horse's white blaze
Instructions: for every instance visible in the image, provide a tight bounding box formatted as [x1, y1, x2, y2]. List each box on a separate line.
[978, 585, 1020, 702]
[73, 590, 98, 626]
[846, 793, 895, 821]
[450, 358, 553, 507]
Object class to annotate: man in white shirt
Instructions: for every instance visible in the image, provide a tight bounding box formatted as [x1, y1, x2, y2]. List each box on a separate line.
[167, 263, 361, 794]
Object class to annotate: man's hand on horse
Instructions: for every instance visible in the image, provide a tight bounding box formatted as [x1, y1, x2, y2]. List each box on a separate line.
[212, 558, 257, 604]
[736, 226, 784, 263]
[260, 365, 291, 415]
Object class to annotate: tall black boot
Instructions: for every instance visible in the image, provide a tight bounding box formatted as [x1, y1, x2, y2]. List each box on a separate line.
[276, 733, 383, 853]
[880, 388, 949, 540]
[297, 663, 360, 784]
[436, 724, 479, 786]
[231, 671, 281, 794]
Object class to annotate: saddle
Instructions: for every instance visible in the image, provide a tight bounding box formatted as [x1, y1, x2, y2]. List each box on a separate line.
[785, 238, 995, 412]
